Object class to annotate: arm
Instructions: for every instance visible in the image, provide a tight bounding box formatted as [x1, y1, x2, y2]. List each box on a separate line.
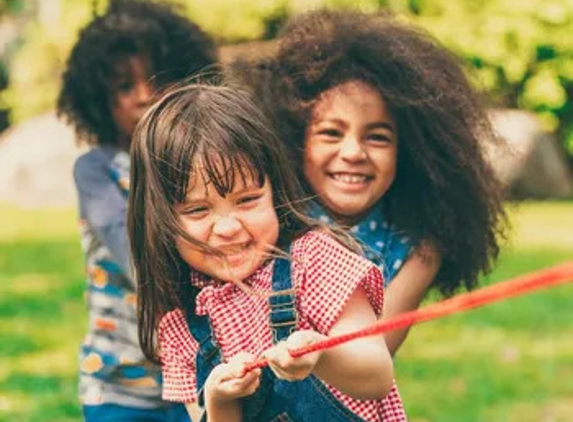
[204, 393, 241, 422]
[74, 153, 132, 281]
[185, 403, 204, 421]
[382, 241, 440, 355]
[266, 285, 393, 400]
[315, 285, 394, 399]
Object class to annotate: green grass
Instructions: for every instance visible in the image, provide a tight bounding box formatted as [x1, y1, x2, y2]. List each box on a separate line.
[398, 201, 573, 422]
[0, 205, 84, 422]
[1, 201, 572, 421]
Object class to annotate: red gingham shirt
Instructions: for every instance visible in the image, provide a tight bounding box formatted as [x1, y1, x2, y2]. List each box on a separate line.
[159, 230, 406, 421]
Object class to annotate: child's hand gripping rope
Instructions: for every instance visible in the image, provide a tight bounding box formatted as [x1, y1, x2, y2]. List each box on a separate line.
[242, 261, 573, 374]
[263, 330, 327, 381]
[205, 352, 261, 404]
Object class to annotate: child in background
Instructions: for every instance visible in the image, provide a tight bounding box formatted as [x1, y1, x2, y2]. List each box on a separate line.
[231, 9, 508, 356]
[127, 83, 406, 422]
[56, 1, 217, 420]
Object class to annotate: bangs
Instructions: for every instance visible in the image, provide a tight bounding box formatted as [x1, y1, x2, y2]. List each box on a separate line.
[143, 84, 276, 205]
[186, 152, 266, 200]
[170, 111, 269, 203]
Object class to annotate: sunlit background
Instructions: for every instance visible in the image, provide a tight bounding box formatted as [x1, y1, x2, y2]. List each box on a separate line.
[0, 1, 572, 421]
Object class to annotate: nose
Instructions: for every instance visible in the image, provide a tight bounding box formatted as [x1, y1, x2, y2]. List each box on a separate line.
[339, 135, 367, 162]
[136, 80, 154, 106]
[212, 214, 242, 238]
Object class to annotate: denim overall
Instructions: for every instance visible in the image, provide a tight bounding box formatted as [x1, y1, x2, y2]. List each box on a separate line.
[185, 254, 368, 422]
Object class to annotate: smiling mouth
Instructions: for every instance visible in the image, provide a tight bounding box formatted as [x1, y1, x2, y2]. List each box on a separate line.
[328, 173, 372, 184]
[216, 242, 251, 255]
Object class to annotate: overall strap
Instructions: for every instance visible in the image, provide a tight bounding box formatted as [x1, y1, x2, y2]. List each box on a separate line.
[184, 307, 222, 406]
[268, 246, 298, 343]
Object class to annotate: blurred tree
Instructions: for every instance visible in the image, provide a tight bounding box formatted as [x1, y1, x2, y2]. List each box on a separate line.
[0, 0, 25, 16]
[0, 0, 28, 133]
[2, 0, 572, 162]
[2, 0, 92, 123]
[403, 0, 573, 158]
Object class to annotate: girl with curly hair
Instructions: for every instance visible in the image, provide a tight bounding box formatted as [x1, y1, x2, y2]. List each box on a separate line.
[56, 1, 217, 420]
[231, 9, 508, 357]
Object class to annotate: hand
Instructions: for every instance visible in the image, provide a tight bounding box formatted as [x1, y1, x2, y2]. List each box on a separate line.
[264, 330, 327, 381]
[204, 352, 261, 406]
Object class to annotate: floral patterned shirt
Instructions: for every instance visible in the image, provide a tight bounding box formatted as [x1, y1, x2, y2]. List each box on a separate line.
[74, 147, 163, 408]
[309, 201, 415, 286]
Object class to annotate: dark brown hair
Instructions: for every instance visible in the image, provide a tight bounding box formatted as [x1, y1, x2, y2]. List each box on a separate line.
[128, 83, 332, 362]
[231, 9, 508, 297]
[57, 0, 217, 146]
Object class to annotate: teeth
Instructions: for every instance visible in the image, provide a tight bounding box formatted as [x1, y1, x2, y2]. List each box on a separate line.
[331, 173, 368, 183]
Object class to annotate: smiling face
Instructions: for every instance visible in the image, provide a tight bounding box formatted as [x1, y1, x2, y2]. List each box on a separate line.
[303, 80, 398, 225]
[174, 168, 279, 283]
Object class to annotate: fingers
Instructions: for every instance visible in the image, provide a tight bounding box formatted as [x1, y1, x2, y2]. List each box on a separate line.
[264, 330, 326, 381]
[265, 344, 304, 381]
[215, 367, 261, 398]
[286, 330, 325, 349]
[205, 353, 261, 402]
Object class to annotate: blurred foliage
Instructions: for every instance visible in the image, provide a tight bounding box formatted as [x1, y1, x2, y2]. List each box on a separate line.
[1, 0, 91, 123]
[400, 0, 573, 160]
[0, 0, 25, 16]
[1, 0, 573, 160]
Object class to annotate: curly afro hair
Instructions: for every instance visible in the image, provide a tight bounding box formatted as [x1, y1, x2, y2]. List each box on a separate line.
[57, 0, 217, 146]
[230, 9, 508, 296]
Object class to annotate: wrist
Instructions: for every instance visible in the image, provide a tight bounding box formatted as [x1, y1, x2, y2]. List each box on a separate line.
[204, 385, 239, 407]
[205, 393, 241, 420]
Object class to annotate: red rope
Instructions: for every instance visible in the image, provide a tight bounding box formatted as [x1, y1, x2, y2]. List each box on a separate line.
[243, 261, 573, 373]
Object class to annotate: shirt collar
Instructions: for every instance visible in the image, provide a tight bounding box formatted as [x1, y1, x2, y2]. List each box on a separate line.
[308, 200, 386, 232]
[189, 259, 274, 290]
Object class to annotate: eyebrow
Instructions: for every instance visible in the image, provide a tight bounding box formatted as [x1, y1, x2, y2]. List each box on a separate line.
[366, 122, 396, 133]
[180, 196, 207, 206]
[181, 182, 263, 203]
[318, 118, 396, 134]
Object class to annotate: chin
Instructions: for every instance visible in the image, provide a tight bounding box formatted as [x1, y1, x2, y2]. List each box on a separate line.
[332, 204, 364, 217]
[219, 264, 258, 283]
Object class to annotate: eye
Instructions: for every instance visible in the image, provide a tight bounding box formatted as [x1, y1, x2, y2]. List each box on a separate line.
[319, 129, 342, 137]
[367, 132, 393, 144]
[237, 194, 262, 206]
[183, 206, 209, 217]
[316, 128, 343, 142]
[116, 80, 134, 93]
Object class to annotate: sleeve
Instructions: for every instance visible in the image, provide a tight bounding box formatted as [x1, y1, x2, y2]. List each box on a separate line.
[158, 310, 199, 403]
[297, 231, 384, 334]
[73, 152, 132, 280]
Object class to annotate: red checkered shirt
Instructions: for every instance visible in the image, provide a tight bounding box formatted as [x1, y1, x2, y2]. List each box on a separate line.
[159, 230, 407, 421]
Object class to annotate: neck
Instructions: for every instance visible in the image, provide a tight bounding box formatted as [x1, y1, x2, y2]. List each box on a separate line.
[320, 201, 383, 228]
[329, 210, 368, 227]
[116, 133, 131, 151]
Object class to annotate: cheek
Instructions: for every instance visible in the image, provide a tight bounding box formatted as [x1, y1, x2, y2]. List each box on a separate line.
[303, 140, 329, 187]
[175, 234, 207, 270]
[111, 106, 131, 134]
[268, 213, 280, 244]
[180, 219, 209, 243]
[303, 134, 320, 163]
[253, 204, 280, 246]
[373, 150, 398, 177]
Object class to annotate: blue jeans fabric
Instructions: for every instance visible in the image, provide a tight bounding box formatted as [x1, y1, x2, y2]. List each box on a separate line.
[83, 402, 191, 422]
[185, 253, 367, 422]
